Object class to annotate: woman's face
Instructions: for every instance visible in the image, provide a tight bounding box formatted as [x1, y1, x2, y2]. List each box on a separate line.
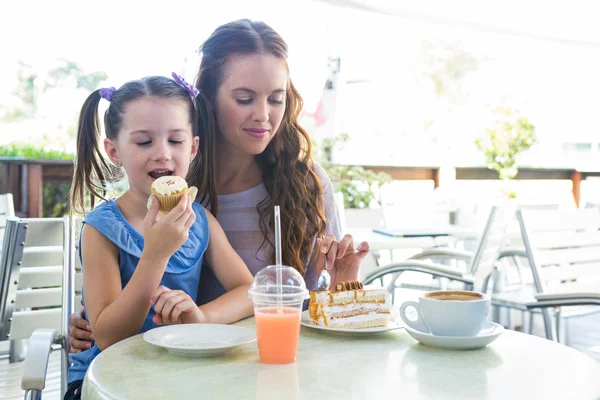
[215, 54, 288, 156]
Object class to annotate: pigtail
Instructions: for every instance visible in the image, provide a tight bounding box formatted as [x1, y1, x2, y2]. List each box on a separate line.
[70, 90, 113, 214]
[187, 91, 218, 216]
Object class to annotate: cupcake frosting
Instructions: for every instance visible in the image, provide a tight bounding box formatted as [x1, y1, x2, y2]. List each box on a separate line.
[151, 176, 188, 195]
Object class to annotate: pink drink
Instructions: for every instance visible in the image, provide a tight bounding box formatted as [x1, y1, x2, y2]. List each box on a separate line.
[255, 307, 302, 364]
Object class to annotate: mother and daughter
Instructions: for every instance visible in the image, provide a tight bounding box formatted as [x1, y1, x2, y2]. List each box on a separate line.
[65, 18, 370, 399]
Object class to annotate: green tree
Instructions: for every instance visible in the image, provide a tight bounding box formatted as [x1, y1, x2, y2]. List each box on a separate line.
[46, 59, 108, 92]
[1, 59, 107, 122]
[474, 104, 537, 188]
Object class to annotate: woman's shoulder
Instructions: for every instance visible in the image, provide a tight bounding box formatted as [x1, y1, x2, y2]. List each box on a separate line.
[312, 162, 333, 186]
[312, 161, 329, 178]
[310, 163, 341, 236]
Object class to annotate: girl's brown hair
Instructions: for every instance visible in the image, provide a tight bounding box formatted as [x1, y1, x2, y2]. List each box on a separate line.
[70, 76, 216, 215]
[193, 19, 326, 275]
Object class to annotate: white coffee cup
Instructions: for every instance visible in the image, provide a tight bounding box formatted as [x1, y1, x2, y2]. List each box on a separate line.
[400, 290, 490, 337]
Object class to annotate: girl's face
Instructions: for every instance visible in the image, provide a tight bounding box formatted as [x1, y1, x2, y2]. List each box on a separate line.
[215, 54, 288, 156]
[104, 96, 199, 197]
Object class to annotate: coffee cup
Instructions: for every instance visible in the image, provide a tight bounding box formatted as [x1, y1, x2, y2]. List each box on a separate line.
[399, 290, 489, 337]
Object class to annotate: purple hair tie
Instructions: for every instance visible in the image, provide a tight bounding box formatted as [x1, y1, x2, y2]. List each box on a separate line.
[99, 87, 116, 101]
[172, 72, 199, 99]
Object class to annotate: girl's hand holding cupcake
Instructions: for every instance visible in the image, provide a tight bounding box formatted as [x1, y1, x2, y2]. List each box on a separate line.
[150, 285, 206, 325]
[142, 193, 196, 264]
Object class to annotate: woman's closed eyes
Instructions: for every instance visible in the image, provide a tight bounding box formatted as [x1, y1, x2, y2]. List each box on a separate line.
[235, 97, 284, 105]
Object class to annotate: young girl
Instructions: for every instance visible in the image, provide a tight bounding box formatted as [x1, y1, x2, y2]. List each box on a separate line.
[65, 74, 253, 399]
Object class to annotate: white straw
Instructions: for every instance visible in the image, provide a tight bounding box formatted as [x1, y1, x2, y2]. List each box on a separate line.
[274, 206, 283, 310]
[274, 205, 282, 266]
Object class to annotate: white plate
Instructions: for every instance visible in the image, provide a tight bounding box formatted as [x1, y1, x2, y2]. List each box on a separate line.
[143, 323, 256, 357]
[404, 321, 504, 350]
[300, 310, 404, 336]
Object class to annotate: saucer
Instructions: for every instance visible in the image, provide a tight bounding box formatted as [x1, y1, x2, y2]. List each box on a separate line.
[404, 321, 504, 350]
[143, 324, 256, 357]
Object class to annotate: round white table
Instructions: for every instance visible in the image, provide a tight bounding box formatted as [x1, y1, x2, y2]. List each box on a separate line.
[82, 318, 600, 399]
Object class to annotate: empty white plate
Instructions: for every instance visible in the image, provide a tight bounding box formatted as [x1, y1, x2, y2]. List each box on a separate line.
[143, 323, 256, 357]
[300, 310, 404, 336]
[404, 321, 504, 350]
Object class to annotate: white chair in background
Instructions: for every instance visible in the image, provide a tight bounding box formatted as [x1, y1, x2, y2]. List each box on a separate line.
[362, 205, 514, 306]
[0, 216, 78, 400]
[0, 193, 16, 357]
[494, 208, 600, 343]
[0, 193, 16, 259]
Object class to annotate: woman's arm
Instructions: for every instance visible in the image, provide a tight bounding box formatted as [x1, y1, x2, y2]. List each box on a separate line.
[198, 210, 254, 324]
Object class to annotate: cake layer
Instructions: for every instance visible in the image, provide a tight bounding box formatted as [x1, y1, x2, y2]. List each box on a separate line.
[310, 288, 388, 306]
[313, 312, 390, 329]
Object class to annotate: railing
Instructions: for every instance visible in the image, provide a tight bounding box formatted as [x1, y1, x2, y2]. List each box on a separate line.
[356, 165, 600, 208]
[0, 158, 73, 218]
[2, 158, 600, 217]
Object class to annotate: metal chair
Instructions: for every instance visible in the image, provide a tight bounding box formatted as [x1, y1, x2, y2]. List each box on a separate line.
[0, 216, 78, 399]
[363, 205, 514, 303]
[0, 193, 16, 357]
[0, 193, 16, 249]
[505, 208, 600, 342]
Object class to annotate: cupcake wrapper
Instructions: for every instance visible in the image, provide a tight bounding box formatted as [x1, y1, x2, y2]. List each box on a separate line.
[152, 188, 188, 212]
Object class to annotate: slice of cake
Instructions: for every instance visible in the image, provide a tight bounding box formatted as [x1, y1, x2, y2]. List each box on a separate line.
[309, 280, 391, 329]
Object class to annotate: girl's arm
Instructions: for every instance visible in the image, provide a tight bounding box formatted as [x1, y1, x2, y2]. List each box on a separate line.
[84, 195, 195, 350]
[82, 225, 165, 350]
[197, 211, 254, 324]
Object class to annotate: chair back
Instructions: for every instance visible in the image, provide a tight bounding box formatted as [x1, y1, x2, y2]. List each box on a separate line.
[517, 208, 600, 295]
[467, 205, 512, 292]
[0, 193, 15, 250]
[71, 217, 83, 320]
[0, 217, 75, 342]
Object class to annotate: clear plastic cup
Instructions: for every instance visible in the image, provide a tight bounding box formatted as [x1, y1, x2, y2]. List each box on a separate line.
[248, 265, 308, 364]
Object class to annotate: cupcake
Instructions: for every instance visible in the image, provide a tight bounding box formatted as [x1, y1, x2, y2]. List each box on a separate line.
[150, 176, 189, 212]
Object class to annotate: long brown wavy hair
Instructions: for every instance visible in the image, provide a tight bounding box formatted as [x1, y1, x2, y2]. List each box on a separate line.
[70, 76, 216, 215]
[193, 19, 327, 275]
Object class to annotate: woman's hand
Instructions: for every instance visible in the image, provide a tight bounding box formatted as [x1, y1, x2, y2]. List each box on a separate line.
[315, 234, 370, 289]
[142, 194, 196, 263]
[150, 286, 206, 325]
[68, 309, 95, 352]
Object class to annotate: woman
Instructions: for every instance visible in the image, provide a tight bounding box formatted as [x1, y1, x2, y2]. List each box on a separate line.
[68, 19, 370, 350]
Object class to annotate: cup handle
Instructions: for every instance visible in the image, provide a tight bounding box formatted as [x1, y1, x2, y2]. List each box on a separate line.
[399, 301, 430, 333]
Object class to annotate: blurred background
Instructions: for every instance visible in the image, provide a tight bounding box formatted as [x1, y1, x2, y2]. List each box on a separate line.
[2, 0, 600, 218]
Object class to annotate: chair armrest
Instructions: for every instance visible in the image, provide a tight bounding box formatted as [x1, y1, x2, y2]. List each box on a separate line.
[363, 259, 475, 285]
[409, 248, 473, 262]
[526, 298, 600, 309]
[21, 328, 58, 391]
[526, 287, 600, 309]
[498, 247, 527, 259]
